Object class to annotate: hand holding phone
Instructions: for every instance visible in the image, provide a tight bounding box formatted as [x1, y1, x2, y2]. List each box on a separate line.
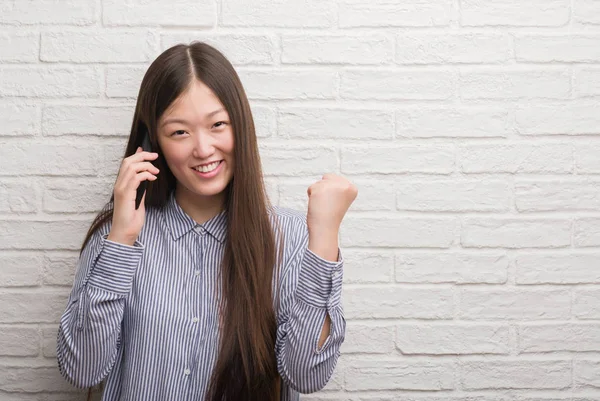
[135, 134, 153, 210]
[107, 135, 159, 246]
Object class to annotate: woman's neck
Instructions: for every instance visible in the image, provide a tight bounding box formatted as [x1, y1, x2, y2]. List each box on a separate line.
[174, 186, 225, 225]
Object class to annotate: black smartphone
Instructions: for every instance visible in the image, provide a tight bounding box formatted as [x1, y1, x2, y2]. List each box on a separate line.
[135, 133, 153, 210]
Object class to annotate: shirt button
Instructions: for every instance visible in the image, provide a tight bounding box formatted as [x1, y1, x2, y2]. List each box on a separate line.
[192, 317, 199, 323]
[184, 368, 191, 376]
[194, 270, 200, 277]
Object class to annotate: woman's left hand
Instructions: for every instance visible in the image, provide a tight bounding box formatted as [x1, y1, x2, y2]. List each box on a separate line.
[306, 173, 358, 235]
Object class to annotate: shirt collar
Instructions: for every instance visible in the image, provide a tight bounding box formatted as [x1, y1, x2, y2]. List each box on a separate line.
[163, 191, 227, 243]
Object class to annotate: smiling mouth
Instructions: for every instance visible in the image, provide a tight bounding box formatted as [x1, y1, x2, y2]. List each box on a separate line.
[192, 160, 222, 173]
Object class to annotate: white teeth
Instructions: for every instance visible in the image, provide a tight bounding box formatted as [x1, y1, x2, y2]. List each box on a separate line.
[194, 161, 220, 173]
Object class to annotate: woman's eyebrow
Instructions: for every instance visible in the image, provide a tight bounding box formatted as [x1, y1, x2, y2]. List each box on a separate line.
[207, 108, 225, 118]
[161, 108, 226, 128]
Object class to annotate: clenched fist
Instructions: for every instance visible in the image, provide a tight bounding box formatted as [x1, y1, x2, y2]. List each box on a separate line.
[306, 173, 358, 235]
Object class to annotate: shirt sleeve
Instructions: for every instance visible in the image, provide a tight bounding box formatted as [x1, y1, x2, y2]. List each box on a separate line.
[275, 217, 346, 394]
[56, 219, 144, 388]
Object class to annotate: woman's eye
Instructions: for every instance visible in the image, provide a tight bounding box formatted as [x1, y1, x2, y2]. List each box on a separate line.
[171, 130, 186, 136]
[213, 121, 227, 129]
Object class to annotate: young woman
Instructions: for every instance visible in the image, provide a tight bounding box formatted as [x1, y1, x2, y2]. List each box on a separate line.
[56, 42, 357, 401]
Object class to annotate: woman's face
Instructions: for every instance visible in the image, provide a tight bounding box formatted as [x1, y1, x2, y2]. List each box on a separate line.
[157, 79, 234, 203]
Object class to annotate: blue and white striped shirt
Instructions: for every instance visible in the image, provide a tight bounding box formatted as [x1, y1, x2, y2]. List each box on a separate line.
[57, 191, 345, 400]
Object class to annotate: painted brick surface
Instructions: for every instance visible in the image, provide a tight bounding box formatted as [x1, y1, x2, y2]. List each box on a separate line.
[1, 0, 599, 399]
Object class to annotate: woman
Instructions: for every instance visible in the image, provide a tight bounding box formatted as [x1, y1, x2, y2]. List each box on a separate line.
[56, 41, 357, 401]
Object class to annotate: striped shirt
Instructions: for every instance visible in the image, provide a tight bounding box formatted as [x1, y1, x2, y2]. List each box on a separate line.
[57, 191, 345, 401]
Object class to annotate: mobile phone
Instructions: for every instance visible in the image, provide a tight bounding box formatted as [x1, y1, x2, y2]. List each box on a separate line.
[135, 133, 153, 210]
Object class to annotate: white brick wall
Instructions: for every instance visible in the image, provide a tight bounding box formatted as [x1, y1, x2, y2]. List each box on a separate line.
[1, 0, 600, 399]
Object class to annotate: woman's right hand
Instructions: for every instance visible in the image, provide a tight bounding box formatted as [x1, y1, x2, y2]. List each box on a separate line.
[107, 146, 160, 246]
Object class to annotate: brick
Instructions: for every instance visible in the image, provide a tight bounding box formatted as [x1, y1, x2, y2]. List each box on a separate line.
[0, 253, 42, 287]
[0, 220, 89, 250]
[460, 68, 570, 100]
[0, 291, 68, 323]
[41, 30, 158, 63]
[576, 143, 600, 174]
[304, 397, 518, 401]
[516, 104, 600, 135]
[43, 105, 133, 136]
[519, 324, 600, 352]
[0, 141, 101, 176]
[42, 325, 58, 358]
[336, 398, 586, 401]
[239, 70, 337, 100]
[282, 35, 392, 65]
[43, 178, 113, 213]
[396, 33, 510, 64]
[0, 66, 101, 98]
[461, 360, 571, 389]
[574, 67, 600, 97]
[0, 326, 39, 356]
[102, 140, 128, 176]
[106, 66, 147, 98]
[462, 218, 571, 248]
[344, 287, 453, 319]
[260, 145, 337, 176]
[345, 358, 455, 391]
[103, 0, 216, 27]
[0, 364, 77, 392]
[511, 398, 583, 401]
[339, 0, 453, 28]
[279, 107, 394, 140]
[397, 324, 510, 354]
[574, 289, 600, 319]
[461, 0, 569, 27]
[0, 31, 39, 62]
[517, 253, 600, 284]
[342, 217, 456, 248]
[575, 218, 600, 247]
[396, 106, 509, 138]
[347, 180, 396, 211]
[341, 70, 454, 100]
[342, 144, 454, 174]
[396, 252, 508, 284]
[460, 289, 571, 320]
[162, 33, 276, 65]
[277, 181, 311, 211]
[342, 323, 395, 353]
[0, 103, 40, 136]
[343, 250, 394, 284]
[0, 180, 38, 213]
[516, 180, 600, 212]
[251, 105, 275, 138]
[43, 252, 79, 286]
[574, 0, 600, 24]
[222, 0, 335, 28]
[282, 179, 394, 212]
[0, 0, 95, 25]
[460, 144, 573, 174]
[574, 360, 600, 388]
[396, 179, 510, 212]
[516, 35, 600, 62]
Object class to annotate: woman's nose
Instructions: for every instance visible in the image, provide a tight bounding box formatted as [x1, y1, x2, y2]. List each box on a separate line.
[192, 131, 214, 159]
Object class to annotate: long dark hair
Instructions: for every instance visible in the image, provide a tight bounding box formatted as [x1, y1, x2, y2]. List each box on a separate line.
[83, 42, 281, 401]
